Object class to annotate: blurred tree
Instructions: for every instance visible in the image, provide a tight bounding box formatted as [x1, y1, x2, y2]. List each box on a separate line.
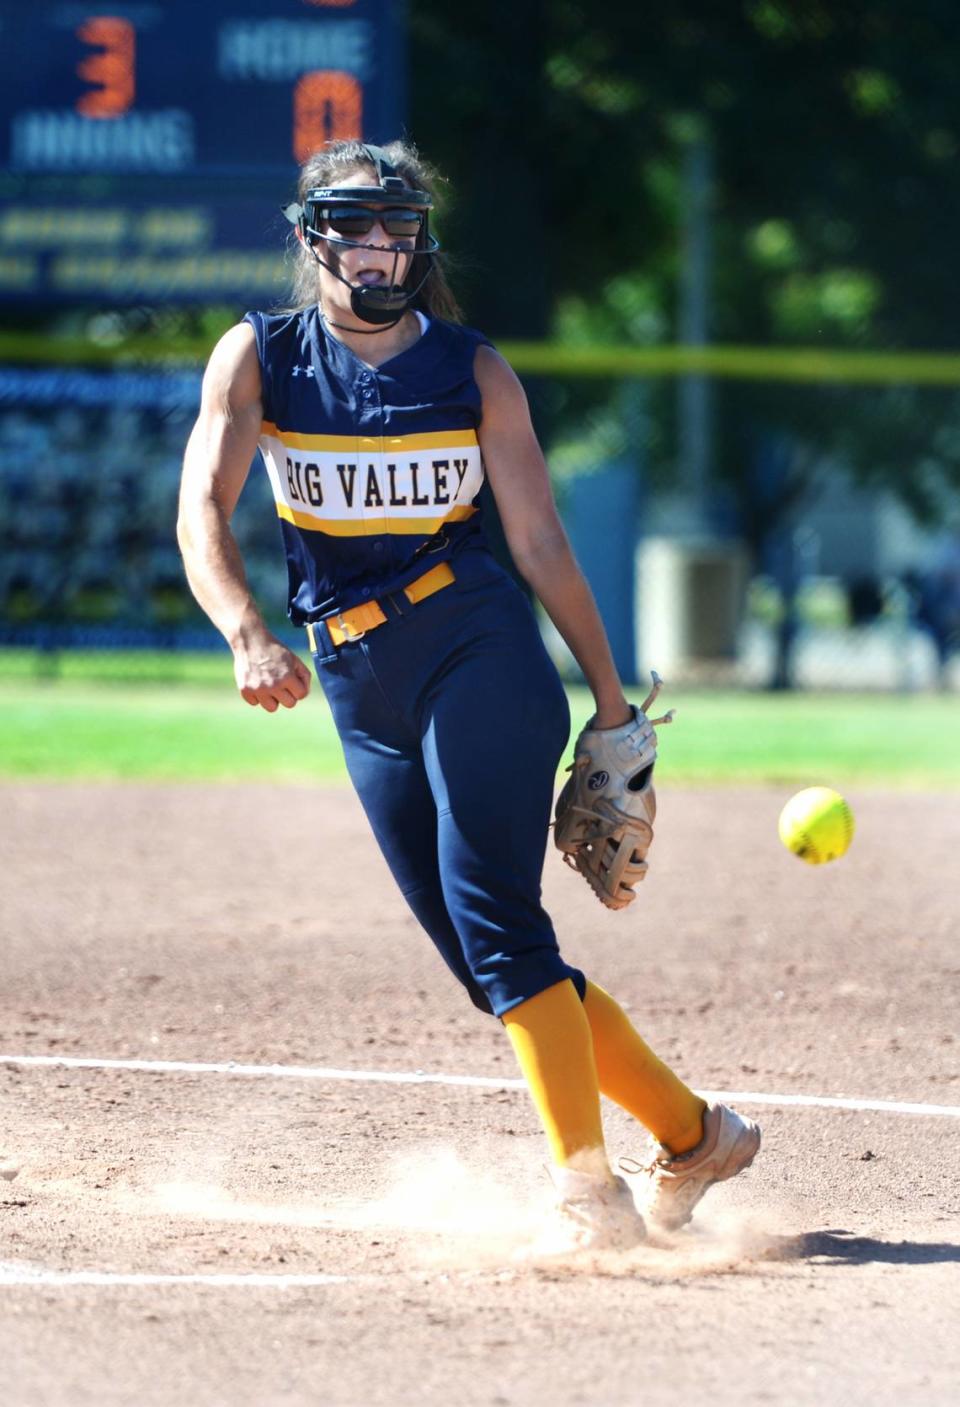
[409, 0, 960, 536]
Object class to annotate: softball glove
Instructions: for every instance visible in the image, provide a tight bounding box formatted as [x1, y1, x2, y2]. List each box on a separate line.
[553, 671, 674, 910]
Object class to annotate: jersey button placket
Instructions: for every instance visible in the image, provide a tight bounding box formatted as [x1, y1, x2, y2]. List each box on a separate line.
[354, 379, 374, 565]
[357, 373, 385, 566]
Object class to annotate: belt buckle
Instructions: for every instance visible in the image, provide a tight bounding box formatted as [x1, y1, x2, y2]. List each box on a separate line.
[337, 612, 366, 642]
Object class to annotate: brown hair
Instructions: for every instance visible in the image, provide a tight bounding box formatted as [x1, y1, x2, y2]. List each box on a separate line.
[286, 138, 463, 322]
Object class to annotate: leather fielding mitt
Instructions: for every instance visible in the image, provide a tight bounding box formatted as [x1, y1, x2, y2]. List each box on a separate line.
[553, 672, 675, 911]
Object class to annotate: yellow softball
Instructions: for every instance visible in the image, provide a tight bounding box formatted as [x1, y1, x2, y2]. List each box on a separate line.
[778, 787, 855, 865]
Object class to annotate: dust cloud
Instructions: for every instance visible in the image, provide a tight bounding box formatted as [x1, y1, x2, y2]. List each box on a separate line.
[141, 1142, 783, 1278]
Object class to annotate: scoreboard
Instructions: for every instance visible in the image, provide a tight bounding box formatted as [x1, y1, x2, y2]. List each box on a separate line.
[0, 0, 405, 304]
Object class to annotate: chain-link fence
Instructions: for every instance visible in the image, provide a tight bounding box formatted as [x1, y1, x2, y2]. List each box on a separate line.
[524, 369, 960, 692]
[1, 359, 958, 690]
[0, 363, 280, 650]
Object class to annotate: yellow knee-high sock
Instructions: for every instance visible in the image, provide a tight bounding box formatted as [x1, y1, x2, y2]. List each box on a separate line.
[583, 981, 707, 1155]
[502, 980, 610, 1175]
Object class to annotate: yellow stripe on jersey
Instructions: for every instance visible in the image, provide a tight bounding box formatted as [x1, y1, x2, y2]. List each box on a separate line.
[262, 421, 480, 454]
[276, 502, 479, 536]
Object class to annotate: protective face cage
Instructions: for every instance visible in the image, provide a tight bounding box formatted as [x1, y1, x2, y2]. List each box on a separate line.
[282, 144, 441, 327]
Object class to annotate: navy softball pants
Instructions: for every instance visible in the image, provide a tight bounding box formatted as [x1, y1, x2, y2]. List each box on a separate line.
[310, 549, 586, 1017]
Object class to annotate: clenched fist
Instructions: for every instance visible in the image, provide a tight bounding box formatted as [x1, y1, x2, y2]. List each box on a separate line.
[233, 632, 312, 712]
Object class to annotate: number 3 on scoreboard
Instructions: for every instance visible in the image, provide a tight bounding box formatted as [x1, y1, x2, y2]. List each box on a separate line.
[293, 71, 363, 162]
[76, 16, 136, 119]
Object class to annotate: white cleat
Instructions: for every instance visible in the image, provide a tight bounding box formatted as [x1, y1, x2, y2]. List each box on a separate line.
[622, 1102, 761, 1233]
[0, 1158, 20, 1183]
[527, 1167, 646, 1257]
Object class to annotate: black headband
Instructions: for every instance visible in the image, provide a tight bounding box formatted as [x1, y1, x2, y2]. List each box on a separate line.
[358, 143, 395, 184]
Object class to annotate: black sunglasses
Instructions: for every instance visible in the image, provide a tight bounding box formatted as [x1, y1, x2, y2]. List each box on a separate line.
[320, 205, 424, 239]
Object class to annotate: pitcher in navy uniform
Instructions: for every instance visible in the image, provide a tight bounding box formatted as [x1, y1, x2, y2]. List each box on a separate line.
[178, 140, 760, 1251]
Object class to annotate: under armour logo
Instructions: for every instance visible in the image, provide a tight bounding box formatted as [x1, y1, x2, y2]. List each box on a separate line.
[588, 770, 609, 791]
[292, 365, 316, 378]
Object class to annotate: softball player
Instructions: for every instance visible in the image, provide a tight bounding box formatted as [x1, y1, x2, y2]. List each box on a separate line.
[177, 139, 760, 1251]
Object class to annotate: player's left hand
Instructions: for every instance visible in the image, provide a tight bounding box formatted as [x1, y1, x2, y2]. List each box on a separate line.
[553, 672, 674, 910]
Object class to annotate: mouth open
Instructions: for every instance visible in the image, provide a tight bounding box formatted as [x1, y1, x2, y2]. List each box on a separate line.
[356, 269, 389, 287]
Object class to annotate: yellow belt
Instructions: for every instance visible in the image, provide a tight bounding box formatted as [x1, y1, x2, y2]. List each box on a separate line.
[306, 560, 455, 651]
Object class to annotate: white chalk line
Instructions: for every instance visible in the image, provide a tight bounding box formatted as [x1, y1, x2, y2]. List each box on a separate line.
[2, 1051, 959, 1119]
[0, 1263, 360, 1289]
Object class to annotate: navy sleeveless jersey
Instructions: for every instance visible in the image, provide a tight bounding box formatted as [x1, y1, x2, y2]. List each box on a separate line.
[244, 305, 493, 624]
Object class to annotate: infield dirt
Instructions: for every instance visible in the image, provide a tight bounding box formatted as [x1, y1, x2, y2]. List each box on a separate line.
[1, 782, 958, 1406]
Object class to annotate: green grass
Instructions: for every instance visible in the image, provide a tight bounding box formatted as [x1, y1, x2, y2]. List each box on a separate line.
[0, 682, 340, 785]
[0, 648, 240, 687]
[0, 652, 957, 786]
[653, 689, 960, 786]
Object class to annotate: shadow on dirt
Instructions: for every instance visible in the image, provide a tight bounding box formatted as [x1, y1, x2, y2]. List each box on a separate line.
[766, 1230, 960, 1266]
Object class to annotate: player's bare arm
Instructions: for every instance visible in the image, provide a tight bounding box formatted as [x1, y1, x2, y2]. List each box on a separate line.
[177, 322, 312, 712]
[475, 344, 630, 728]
